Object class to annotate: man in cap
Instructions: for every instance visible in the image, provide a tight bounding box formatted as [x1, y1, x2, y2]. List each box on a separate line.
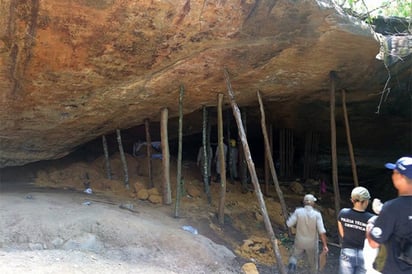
[338, 186, 375, 274]
[366, 156, 412, 274]
[286, 194, 329, 274]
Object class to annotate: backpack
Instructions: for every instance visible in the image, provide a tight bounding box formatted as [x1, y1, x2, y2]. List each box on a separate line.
[398, 237, 412, 266]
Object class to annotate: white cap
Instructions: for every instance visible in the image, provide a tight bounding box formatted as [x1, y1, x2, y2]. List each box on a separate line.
[303, 194, 317, 203]
[351, 186, 371, 201]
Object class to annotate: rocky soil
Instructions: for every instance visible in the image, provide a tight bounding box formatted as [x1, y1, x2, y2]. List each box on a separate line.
[0, 152, 343, 273]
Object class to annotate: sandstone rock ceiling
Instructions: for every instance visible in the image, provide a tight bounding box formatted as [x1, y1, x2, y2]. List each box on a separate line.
[0, 0, 411, 168]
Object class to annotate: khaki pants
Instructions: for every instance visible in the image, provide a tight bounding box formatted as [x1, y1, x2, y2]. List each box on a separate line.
[289, 245, 319, 274]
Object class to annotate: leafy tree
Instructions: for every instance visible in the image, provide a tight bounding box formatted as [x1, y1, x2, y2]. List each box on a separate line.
[336, 0, 411, 19]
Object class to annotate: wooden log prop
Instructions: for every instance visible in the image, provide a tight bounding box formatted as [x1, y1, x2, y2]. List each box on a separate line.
[224, 69, 287, 274]
[342, 89, 359, 187]
[225, 108, 235, 182]
[102, 135, 112, 179]
[264, 123, 273, 195]
[257, 91, 290, 234]
[239, 108, 248, 193]
[144, 118, 153, 188]
[116, 129, 129, 189]
[217, 93, 227, 225]
[201, 105, 212, 204]
[174, 85, 185, 217]
[161, 107, 172, 205]
[330, 71, 341, 216]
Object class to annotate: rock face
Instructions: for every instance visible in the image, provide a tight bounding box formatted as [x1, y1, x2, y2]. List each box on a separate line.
[0, 0, 410, 167]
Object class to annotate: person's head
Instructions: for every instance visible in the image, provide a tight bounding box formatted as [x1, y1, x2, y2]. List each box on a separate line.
[385, 156, 412, 194]
[303, 194, 317, 205]
[351, 186, 370, 209]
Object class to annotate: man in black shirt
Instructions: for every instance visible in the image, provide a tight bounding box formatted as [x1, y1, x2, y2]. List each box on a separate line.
[338, 186, 375, 274]
[366, 156, 412, 274]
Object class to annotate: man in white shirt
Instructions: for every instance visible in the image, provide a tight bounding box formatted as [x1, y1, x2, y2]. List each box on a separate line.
[286, 194, 329, 274]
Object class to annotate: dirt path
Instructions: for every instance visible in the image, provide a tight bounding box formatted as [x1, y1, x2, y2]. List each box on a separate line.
[0, 183, 242, 274]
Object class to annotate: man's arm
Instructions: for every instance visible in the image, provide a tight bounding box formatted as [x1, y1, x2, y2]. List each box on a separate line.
[366, 224, 380, 249]
[320, 233, 329, 252]
[337, 221, 344, 238]
[286, 210, 297, 228]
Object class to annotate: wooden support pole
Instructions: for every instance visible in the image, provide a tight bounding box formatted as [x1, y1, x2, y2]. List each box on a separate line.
[174, 85, 185, 217]
[160, 107, 172, 205]
[257, 91, 290, 234]
[116, 129, 129, 189]
[202, 105, 211, 204]
[342, 89, 359, 187]
[227, 109, 233, 181]
[217, 93, 227, 225]
[330, 71, 341, 216]
[224, 69, 287, 274]
[239, 109, 248, 192]
[264, 123, 273, 195]
[102, 135, 112, 179]
[144, 119, 153, 188]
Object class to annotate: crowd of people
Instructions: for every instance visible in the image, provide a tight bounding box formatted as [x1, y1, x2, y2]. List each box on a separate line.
[196, 140, 411, 274]
[286, 156, 412, 274]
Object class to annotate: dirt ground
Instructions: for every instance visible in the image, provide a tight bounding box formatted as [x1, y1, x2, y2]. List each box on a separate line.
[0, 152, 341, 273]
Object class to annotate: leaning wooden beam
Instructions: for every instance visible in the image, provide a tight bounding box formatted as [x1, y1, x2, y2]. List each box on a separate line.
[160, 107, 172, 205]
[239, 108, 248, 193]
[116, 129, 129, 189]
[342, 89, 359, 187]
[102, 135, 112, 179]
[144, 118, 153, 188]
[202, 105, 212, 204]
[224, 69, 287, 274]
[329, 71, 341, 216]
[217, 93, 227, 225]
[264, 123, 273, 195]
[257, 91, 290, 235]
[174, 85, 185, 217]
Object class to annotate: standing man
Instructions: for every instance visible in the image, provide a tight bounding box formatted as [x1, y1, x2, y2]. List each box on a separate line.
[287, 194, 329, 274]
[366, 156, 412, 274]
[338, 186, 375, 274]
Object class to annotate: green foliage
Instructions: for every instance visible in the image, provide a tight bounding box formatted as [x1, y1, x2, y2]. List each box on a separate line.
[336, 0, 412, 18]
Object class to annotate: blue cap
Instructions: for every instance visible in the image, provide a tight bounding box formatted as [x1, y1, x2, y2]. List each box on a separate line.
[385, 157, 412, 179]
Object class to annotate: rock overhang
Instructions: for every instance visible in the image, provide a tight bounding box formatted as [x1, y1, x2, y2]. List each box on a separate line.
[0, 0, 410, 167]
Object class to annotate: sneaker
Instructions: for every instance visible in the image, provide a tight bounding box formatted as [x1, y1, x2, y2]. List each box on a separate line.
[287, 263, 296, 274]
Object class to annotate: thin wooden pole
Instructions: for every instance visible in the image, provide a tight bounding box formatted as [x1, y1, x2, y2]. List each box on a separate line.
[116, 129, 129, 189]
[102, 135, 112, 179]
[202, 105, 211, 204]
[217, 93, 227, 225]
[174, 85, 184, 217]
[224, 69, 286, 274]
[257, 91, 290, 234]
[342, 89, 359, 187]
[160, 107, 172, 205]
[144, 119, 153, 188]
[330, 71, 341, 216]
[239, 109, 248, 193]
[264, 123, 272, 195]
